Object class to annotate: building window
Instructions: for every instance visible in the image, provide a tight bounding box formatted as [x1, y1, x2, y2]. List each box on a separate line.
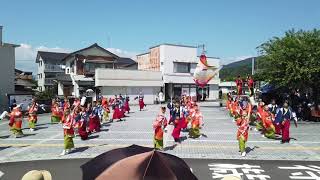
[173, 62, 190, 73]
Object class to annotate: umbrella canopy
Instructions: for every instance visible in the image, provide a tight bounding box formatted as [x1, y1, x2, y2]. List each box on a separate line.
[81, 145, 198, 180]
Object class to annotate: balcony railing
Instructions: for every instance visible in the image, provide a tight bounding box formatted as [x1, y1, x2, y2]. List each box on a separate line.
[45, 78, 55, 85]
[44, 64, 64, 72]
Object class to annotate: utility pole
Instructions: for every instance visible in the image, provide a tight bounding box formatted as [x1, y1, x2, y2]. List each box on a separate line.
[251, 57, 255, 75]
[197, 44, 206, 54]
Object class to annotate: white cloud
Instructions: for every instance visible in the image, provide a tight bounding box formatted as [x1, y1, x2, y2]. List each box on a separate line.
[15, 43, 71, 73]
[221, 55, 254, 65]
[106, 48, 139, 61]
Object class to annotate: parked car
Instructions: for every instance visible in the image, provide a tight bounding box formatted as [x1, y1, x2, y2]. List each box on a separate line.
[37, 104, 51, 114]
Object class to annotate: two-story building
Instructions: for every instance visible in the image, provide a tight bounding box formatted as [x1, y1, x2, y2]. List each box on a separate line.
[36, 51, 68, 92]
[0, 26, 19, 111]
[36, 43, 138, 98]
[137, 44, 221, 101]
[56, 43, 138, 98]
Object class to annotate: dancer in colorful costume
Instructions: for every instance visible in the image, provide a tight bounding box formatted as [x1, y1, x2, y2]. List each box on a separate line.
[77, 106, 89, 140]
[275, 101, 298, 143]
[88, 102, 101, 133]
[235, 75, 243, 96]
[27, 98, 38, 131]
[260, 105, 276, 139]
[101, 98, 110, 123]
[189, 104, 204, 138]
[247, 76, 254, 97]
[111, 98, 123, 122]
[138, 92, 146, 111]
[51, 102, 62, 123]
[255, 101, 265, 131]
[268, 99, 280, 135]
[236, 109, 250, 157]
[61, 108, 75, 155]
[9, 104, 24, 137]
[123, 95, 130, 114]
[153, 107, 168, 150]
[172, 116, 182, 144]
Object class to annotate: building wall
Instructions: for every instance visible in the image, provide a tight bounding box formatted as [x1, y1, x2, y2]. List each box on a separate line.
[149, 47, 160, 71]
[100, 86, 160, 105]
[208, 84, 219, 100]
[0, 46, 15, 110]
[137, 53, 150, 70]
[37, 58, 45, 91]
[160, 45, 198, 75]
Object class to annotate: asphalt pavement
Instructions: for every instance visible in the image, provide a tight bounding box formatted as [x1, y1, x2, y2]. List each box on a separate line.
[1, 158, 320, 180]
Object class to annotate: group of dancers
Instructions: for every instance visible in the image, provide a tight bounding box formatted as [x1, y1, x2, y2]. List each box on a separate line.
[152, 96, 204, 150]
[5, 98, 39, 138]
[3, 93, 146, 156]
[226, 94, 298, 157]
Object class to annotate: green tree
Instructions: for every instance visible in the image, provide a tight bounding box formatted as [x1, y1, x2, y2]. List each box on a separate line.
[256, 29, 320, 101]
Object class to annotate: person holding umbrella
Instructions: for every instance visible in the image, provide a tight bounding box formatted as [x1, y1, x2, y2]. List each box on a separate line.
[152, 106, 168, 150]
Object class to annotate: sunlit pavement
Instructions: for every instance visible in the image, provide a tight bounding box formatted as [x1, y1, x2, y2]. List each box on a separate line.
[1, 102, 320, 179]
[0, 102, 320, 163]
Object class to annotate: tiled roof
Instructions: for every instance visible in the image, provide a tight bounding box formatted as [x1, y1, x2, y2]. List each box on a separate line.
[36, 51, 69, 63]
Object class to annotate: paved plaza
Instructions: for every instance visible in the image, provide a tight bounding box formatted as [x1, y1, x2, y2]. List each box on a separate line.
[0, 102, 319, 163]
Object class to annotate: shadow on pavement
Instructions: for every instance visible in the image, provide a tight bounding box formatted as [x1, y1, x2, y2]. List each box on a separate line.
[99, 129, 109, 132]
[180, 136, 188, 142]
[0, 135, 10, 139]
[18, 133, 37, 138]
[35, 122, 54, 126]
[36, 126, 49, 130]
[70, 146, 90, 154]
[201, 134, 208, 138]
[22, 126, 49, 130]
[101, 123, 111, 127]
[0, 146, 11, 151]
[87, 135, 99, 140]
[246, 146, 259, 154]
[164, 144, 178, 151]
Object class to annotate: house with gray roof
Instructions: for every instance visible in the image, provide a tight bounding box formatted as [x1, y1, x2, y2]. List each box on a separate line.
[36, 43, 138, 98]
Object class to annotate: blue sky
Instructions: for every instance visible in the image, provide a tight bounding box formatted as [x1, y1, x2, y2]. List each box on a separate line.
[1, 0, 320, 71]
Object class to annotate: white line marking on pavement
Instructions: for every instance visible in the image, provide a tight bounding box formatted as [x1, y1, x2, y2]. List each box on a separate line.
[0, 171, 3, 178]
[0, 133, 61, 161]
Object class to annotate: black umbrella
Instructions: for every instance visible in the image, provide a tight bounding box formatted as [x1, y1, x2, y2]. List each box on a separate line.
[81, 144, 198, 180]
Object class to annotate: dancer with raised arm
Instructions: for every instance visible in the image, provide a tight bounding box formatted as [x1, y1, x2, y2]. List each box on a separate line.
[153, 106, 168, 150]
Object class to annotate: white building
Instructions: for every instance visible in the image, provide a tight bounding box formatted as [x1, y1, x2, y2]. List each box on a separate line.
[137, 44, 220, 101]
[36, 51, 68, 92]
[0, 26, 19, 111]
[219, 81, 237, 94]
[95, 69, 163, 104]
